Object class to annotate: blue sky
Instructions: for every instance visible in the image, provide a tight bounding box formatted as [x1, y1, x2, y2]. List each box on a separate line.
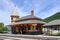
[0, 0, 60, 25]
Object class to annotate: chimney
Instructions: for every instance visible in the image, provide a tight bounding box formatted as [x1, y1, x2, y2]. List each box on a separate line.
[31, 10, 34, 16]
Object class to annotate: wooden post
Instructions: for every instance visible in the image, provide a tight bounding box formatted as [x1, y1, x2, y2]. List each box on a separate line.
[11, 25, 13, 34]
[13, 25, 16, 34]
[26, 24, 28, 32]
[18, 24, 20, 33]
[30, 26, 32, 31]
[16, 25, 19, 32]
[34, 26, 36, 31]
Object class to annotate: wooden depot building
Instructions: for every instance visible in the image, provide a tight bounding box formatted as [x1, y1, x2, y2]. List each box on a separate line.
[10, 7, 45, 35]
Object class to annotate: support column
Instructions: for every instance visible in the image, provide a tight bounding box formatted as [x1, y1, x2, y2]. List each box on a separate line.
[13, 25, 16, 34]
[30, 26, 33, 31]
[37, 24, 42, 33]
[16, 26, 18, 32]
[11, 25, 13, 34]
[40, 26, 43, 33]
[20, 25, 22, 32]
[37, 24, 40, 31]
[20, 24, 23, 34]
[26, 24, 28, 32]
[18, 24, 20, 34]
[34, 26, 36, 31]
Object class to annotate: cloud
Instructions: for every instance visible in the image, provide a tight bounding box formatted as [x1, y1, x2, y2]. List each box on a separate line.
[32, 0, 60, 19]
[0, 0, 28, 25]
[16, 6, 29, 17]
[0, 0, 14, 25]
[0, 0, 60, 25]
[39, 5, 60, 19]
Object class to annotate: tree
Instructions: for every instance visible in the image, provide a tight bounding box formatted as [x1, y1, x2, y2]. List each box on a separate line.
[0, 23, 8, 31]
[0, 23, 4, 30]
[3, 26, 8, 31]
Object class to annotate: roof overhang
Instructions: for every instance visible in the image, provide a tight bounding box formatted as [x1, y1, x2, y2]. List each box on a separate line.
[10, 20, 46, 25]
[43, 19, 60, 26]
[43, 24, 60, 26]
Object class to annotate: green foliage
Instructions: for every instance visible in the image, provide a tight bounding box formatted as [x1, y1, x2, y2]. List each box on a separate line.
[0, 23, 4, 27]
[43, 12, 60, 22]
[0, 23, 8, 31]
[4, 26, 8, 31]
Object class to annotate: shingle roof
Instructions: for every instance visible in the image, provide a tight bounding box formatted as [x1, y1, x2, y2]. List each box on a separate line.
[16, 15, 43, 21]
[21, 15, 41, 19]
[11, 20, 46, 25]
[43, 19, 60, 26]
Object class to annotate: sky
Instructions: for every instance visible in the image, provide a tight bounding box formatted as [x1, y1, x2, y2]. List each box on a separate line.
[0, 0, 60, 25]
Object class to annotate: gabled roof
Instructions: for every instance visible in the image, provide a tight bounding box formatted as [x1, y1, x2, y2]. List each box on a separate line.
[43, 19, 60, 26]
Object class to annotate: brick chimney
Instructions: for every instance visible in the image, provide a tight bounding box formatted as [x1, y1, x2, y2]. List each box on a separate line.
[31, 10, 34, 16]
